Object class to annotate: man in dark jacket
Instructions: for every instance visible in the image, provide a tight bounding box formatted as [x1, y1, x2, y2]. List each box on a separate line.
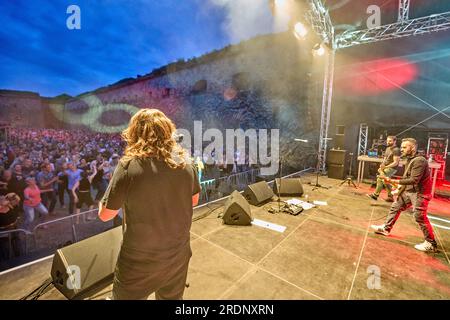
[371, 138, 437, 252]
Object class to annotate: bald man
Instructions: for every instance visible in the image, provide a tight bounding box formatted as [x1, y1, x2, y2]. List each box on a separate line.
[371, 138, 437, 253]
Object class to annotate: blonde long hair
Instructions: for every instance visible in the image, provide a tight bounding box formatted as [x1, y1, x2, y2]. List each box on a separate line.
[121, 108, 187, 169]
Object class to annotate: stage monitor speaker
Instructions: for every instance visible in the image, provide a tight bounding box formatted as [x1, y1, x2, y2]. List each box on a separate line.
[328, 164, 345, 179]
[334, 134, 345, 150]
[327, 149, 346, 165]
[51, 226, 122, 300]
[243, 181, 274, 206]
[222, 190, 252, 226]
[273, 178, 304, 197]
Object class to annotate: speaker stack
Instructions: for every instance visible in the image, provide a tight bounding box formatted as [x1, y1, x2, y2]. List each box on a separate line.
[327, 125, 347, 180]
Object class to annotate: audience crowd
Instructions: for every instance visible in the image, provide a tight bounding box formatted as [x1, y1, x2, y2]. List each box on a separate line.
[0, 128, 124, 232]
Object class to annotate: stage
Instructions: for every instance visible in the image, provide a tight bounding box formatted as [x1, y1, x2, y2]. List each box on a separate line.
[1, 173, 449, 300]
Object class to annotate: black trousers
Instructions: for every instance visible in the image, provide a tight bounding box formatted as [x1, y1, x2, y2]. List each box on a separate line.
[112, 246, 191, 300]
[58, 185, 71, 206]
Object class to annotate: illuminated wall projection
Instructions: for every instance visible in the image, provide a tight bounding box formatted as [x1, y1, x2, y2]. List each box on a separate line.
[49, 95, 140, 133]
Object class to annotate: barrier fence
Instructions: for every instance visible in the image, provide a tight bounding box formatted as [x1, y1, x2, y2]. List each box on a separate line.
[1, 168, 312, 267]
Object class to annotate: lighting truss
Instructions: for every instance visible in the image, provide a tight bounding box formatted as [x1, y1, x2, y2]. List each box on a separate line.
[335, 11, 450, 49]
[304, 0, 334, 47]
[358, 123, 369, 156]
[317, 50, 335, 173]
[398, 0, 410, 22]
[300, 0, 450, 173]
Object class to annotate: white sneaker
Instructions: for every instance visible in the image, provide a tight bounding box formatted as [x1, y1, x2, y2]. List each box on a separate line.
[414, 241, 437, 253]
[371, 224, 390, 236]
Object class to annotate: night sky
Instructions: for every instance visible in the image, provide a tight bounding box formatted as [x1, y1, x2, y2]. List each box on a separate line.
[1, 0, 450, 100]
[0, 0, 280, 97]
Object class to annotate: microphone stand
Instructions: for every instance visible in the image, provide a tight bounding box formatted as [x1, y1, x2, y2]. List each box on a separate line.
[277, 155, 282, 213]
[269, 155, 284, 214]
[339, 152, 357, 188]
[311, 149, 329, 191]
[296, 139, 330, 191]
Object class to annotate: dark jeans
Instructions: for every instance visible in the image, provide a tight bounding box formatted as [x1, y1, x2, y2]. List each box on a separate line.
[384, 192, 436, 245]
[58, 185, 71, 206]
[41, 191, 57, 214]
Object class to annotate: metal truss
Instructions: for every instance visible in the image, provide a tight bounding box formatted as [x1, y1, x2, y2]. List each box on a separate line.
[302, 0, 450, 172]
[317, 50, 335, 173]
[305, 0, 335, 47]
[398, 0, 410, 22]
[357, 123, 369, 156]
[336, 11, 450, 49]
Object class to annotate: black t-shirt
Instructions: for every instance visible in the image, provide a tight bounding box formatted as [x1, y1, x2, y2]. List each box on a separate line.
[78, 178, 91, 192]
[8, 177, 27, 200]
[102, 157, 201, 258]
[382, 146, 401, 168]
[58, 172, 69, 189]
[0, 206, 19, 228]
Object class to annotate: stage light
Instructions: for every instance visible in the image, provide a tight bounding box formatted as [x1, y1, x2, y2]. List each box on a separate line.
[293, 22, 308, 39]
[312, 43, 325, 56]
[274, 0, 287, 7]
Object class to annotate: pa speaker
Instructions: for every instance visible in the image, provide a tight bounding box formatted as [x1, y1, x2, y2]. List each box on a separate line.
[51, 226, 122, 300]
[243, 181, 274, 206]
[273, 178, 304, 197]
[328, 164, 345, 179]
[327, 149, 347, 165]
[222, 191, 252, 226]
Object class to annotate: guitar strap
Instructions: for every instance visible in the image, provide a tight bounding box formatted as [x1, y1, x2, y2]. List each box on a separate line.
[398, 156, 421, 197]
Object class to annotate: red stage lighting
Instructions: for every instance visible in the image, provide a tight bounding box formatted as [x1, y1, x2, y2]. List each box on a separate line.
[336, 58, 418, 95]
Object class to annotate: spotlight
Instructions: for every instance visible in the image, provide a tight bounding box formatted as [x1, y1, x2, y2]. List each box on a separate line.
[293, 22, 308, 39]
[274, 0, 286, 7]
[269, 0, 288, 15]
[312, 43, 325, 56]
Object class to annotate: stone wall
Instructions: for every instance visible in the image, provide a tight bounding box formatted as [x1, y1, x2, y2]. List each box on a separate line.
[0, 32, 322, 171]
[0, 91, 46, 128]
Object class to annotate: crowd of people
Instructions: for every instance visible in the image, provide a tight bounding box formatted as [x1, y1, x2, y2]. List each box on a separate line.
[0, 128, 258, 232]
[0, 128, 125, 233]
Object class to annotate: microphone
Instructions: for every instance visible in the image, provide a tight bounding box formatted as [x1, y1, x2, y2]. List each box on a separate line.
[294, 139, 309, 143]
[173, 133, 184, 143]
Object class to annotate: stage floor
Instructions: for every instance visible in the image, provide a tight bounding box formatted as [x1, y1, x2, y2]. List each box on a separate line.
[1, 173, 449, 300]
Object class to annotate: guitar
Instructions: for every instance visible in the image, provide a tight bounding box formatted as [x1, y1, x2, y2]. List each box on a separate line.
[379, 174, 405, 196]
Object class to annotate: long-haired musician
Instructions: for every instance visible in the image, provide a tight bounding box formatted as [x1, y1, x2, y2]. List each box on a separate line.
[98, 108, 201, 299]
